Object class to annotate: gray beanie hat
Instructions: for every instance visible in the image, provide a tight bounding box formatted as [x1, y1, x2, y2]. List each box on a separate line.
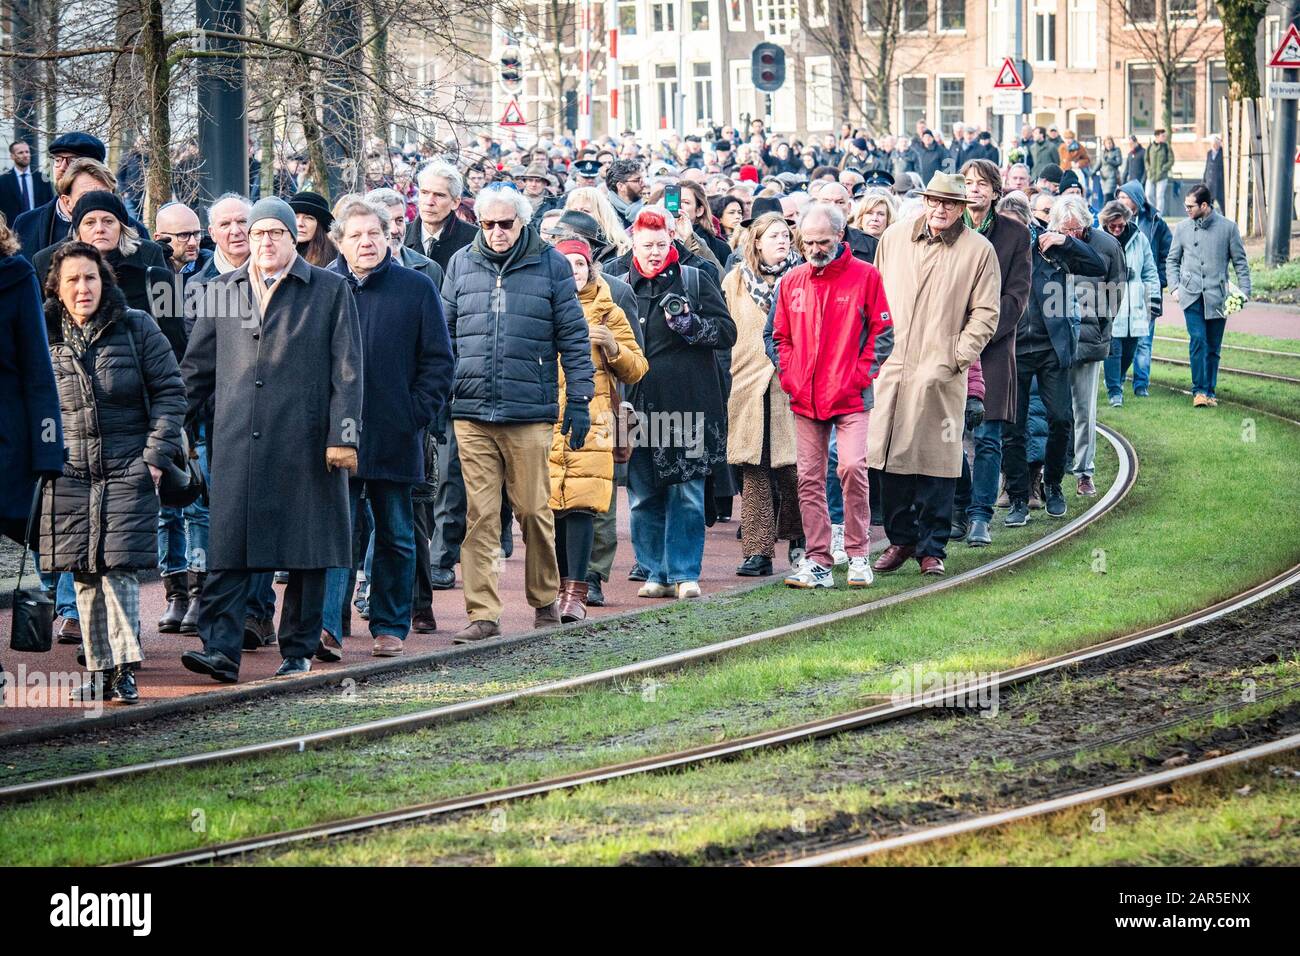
[248, 197, 298, 240]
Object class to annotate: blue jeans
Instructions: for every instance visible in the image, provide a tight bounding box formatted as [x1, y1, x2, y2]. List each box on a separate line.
[1183, 296, 1225, 397]
[40, 570, 78, 619]
[156, 440, 210, 574]
[324, 479, 415, 640]
[825, 426, 844, 525]
[246, 572, 276, 621]
[1104, 336, 1141, 399]
[966, 420, 1003, 523]
[627, 450, 706, 585]
[1133, 319, 1155, 394]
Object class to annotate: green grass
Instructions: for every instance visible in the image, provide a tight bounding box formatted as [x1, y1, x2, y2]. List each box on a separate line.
[1246, 256, 1300, 297]
[1150, 339, 1300, 380]
[1145, 363, 1300, 421]
[2, 384, 1299, 865]
[1154, 325, 1300, 358]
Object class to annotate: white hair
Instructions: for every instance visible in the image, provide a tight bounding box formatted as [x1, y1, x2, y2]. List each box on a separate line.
[207, 192, 251, 226]
[803, 202, 846, 236]
[416, 160, 464, 199]
[329, 199, 391, 243]
[365, 187, 406, 210]
[1048, 194, 1091, 232]
[474, 185, 533, 225]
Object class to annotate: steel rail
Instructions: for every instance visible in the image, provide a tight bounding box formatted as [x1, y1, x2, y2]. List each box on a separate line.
[1149, 354, 1300, 385]
[1, 425, 1135, 806]
[1154, 334, 1300, 359]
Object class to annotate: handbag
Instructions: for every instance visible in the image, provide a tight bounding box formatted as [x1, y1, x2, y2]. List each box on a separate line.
[125, 317, 204, 509]
[598, 316, 634, 464]
[10, 481, 55, 653]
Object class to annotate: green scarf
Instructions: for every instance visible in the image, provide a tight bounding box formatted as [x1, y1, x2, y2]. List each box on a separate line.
[963, 208, 995, 234]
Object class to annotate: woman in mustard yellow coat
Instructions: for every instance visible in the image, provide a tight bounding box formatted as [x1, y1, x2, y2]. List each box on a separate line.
[549, 238, 648, 621]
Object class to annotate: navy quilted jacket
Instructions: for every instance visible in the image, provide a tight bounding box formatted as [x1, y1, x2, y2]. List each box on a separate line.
[441, 228, 594, 425]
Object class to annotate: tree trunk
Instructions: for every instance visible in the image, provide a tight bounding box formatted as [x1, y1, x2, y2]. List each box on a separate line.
[140, 0, 172, 226]
[321, 0, 364, 195]
[1218, 0, 1264, 101]
[259, 0, 276, 199]
[287, 0, 330, 196]
[43, 0, 60, 142]
[369, 0, 391, 147]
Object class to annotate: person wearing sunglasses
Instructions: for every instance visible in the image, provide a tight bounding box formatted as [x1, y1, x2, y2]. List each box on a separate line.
[441, 184, 596, 643]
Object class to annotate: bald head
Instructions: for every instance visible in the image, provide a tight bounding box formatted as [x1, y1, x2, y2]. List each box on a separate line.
[812, 181, 852, 216]
[155, 202, 202, 269]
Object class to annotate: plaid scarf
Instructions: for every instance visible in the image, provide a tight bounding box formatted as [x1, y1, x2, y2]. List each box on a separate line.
[740, 248, 800, 313]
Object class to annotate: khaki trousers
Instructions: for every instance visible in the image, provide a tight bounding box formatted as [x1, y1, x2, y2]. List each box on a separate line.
[453, 419, 559, 622]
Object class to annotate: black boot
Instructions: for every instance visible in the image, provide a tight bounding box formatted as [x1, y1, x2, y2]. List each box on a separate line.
[585, 573, 606, 607]
[111, 665, 139, 704]
[69, 671, 113, 703]
[179, 571, 205, 634]
[157, 572, 189, 633]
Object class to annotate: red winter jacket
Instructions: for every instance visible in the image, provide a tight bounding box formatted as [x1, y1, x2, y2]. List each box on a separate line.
[772, 242, 894, 420]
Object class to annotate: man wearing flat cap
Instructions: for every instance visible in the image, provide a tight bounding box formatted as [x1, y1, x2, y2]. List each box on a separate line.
[181, 197, 364, 683]
[868, 172, 1000, 577]
[520, 163, 561, 215]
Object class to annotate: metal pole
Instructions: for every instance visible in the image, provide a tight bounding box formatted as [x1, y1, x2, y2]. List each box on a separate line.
[676, 0, 686, 135]
[196, 0, 248, 205]
[1267, 0, 1300, 266]
[579, 0, 592, 144]
[1013, 0, 1025, 143]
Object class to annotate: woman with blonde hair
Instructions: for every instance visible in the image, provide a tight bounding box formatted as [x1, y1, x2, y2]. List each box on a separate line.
[852, 191, 896, 240]
[722, 212, 803, 576]
[565, 186, 632, 257]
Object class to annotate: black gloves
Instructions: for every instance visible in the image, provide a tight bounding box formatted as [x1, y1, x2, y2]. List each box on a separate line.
[562, 399, 591, 450]
[965, 397, 985, 433]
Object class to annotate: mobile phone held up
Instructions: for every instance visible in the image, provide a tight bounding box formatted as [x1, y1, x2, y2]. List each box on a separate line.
[664, 184, 681, 215]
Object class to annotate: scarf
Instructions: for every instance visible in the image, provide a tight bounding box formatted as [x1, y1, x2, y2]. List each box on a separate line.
[213, 244, 243, 275]
[60, 292, 119, 360]
[248, 253, 298, 317]
[740, 248, 800, 313]
[473, 224, 536, 271]
[963, 207, 996, 234]
[632, 243, 679, 279]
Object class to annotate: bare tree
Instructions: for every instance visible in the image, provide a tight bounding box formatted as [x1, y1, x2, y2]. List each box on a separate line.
[1216, 0, 1267, 100]
[1106, 0, 1222, 131]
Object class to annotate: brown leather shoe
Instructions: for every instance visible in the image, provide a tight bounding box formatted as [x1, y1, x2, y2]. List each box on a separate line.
[872, 544, 916, 573]
[372, 635, 405, 657]
[56, 617, 82, 644]
[534, 601, 561, 628]
[919, 556, 945, 576]
[315, 630, 343, 663]
[559, 580, 589, 623]
[242, 616, 277, 650]
[411, 609, 437, 633]
[453, 620, 501, 644]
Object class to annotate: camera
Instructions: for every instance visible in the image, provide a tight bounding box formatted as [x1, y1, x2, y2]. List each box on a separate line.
[661, 293, 689, 317]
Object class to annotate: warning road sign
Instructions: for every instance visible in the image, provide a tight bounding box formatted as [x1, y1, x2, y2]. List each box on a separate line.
[993, 57, 1025, 90]
[1269, 23, 1300, 69]
[500, 98, 526, 127]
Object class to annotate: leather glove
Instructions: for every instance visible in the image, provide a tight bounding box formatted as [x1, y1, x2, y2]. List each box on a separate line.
[561, 399, 591, 450]
[325, 446, 358, 474]
[964, 397, 985, 433]
[432, 405, 449, 444]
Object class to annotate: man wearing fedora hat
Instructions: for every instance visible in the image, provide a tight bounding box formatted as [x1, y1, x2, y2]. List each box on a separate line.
[520, 163, 561, 216]
[868, 172, 1000, 577]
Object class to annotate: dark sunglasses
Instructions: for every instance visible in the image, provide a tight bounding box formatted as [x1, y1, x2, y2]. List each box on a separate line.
[480, 218, 517, 232]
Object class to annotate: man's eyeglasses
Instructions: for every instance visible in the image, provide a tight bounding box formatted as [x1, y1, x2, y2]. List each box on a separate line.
[158, 230, 202, 242]
[924, 197, 962, 211]
[480, 218, 517, 232]
[249, 227, 290, 242]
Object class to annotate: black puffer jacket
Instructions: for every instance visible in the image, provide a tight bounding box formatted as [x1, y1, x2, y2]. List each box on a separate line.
[1074, 226, 1126, 365]
[441, 226, 595, 425]
[39, 287, 186, 572]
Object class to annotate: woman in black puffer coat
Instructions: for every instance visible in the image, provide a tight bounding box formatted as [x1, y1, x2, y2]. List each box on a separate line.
[40, 242, 186, 704]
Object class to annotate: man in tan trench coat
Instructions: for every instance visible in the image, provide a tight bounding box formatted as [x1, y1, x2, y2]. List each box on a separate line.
[868, 173, 1000, 576]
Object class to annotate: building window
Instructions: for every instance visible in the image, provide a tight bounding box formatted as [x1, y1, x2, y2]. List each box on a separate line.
[691, 0, 711, 29]
[865, 0, 886, 31]
[807, 0, 829, 28]
[656, 63, 679, 129]
[987, 0, 1012, 65]
[1172, 63, 1196, 131]
[939, 0, 965, 30]
[1126, 0, 1155, 22]
[937, 76, 964, 132]
[1032, 0, 1056, 65]
[1073, 111, 1096, 140]
[1067, 0, 1096, 69]
[805, 56, 834, 130]
[731, 60, 755, 126]
[1168, 0, 1195, 20]
[618, 0, 638, 35]
[902, 0, 927, 32]
[1128, 64, 1155, 135]
[693, 62, 714, 124]
[1208, 61, 1228, 136]
[900, 76, 927, 133]
[755, 0, 796, 38]
[727, 0, 745, 30]
[1207, 0, 1219, 19]
[622, 65, 643, 131]
[652, 1, 676, 31]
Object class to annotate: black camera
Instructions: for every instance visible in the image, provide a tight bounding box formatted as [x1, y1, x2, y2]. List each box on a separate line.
[661, 292, 689, 317]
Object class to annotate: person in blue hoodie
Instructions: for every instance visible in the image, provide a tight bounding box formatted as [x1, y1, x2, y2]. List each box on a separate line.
[1116, 180, 1172, 397]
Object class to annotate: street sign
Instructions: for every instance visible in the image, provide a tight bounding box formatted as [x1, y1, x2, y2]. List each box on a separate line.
[1268, 23, 1300, 68]
[500, 98, 526, 127]
[994, 57, 1026, 90]
[1269, 80, 1300, 100]
[993, 90, 1031, 116]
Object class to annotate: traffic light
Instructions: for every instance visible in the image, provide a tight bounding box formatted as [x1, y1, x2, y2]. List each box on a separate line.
[499, 46, 524, 96]
[752, 43, 785, 93]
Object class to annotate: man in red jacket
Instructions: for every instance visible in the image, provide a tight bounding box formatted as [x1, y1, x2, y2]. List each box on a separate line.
[772, 203, 894, 589]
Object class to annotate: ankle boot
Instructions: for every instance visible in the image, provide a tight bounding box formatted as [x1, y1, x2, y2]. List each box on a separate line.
[556, 578, 575, 621]
[1028, 463, 1045, 510]
[180, 570, 205, 634]
[158, 572, 189, 633]
[560, 579, 588, 623]
[111, 664, 139, 704]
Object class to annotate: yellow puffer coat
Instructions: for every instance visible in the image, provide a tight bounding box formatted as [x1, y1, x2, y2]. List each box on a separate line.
[548, 275, 648, 513]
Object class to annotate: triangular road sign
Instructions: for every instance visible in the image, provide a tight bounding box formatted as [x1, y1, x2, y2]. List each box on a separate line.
[1269, 23, 1300, 69]
[993, 57, 1025, 90]
[500, 98, 526, 127]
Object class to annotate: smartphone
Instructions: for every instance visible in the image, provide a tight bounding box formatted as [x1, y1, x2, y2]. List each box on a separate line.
[664, 184, 681, 214]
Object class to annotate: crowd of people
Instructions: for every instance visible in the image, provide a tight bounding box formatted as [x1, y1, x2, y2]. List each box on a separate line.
[0, 116, 1252, 703]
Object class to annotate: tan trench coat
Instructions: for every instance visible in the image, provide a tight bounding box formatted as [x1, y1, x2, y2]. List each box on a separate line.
[867, 217, 1001, 478]
[721, 268, 797, 468]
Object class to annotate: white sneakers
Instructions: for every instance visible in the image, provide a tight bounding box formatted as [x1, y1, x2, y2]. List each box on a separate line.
[847, 556, 874, 587]
[784, 559, 835, 589]
[639, 580, 702, 599]
[830, 524, 848, 567]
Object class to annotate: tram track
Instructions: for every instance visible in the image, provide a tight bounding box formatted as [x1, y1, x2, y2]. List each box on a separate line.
[1149, 354, 1300, 385]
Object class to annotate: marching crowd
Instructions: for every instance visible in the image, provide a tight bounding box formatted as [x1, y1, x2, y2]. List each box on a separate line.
[0, 117, 1251, 704]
